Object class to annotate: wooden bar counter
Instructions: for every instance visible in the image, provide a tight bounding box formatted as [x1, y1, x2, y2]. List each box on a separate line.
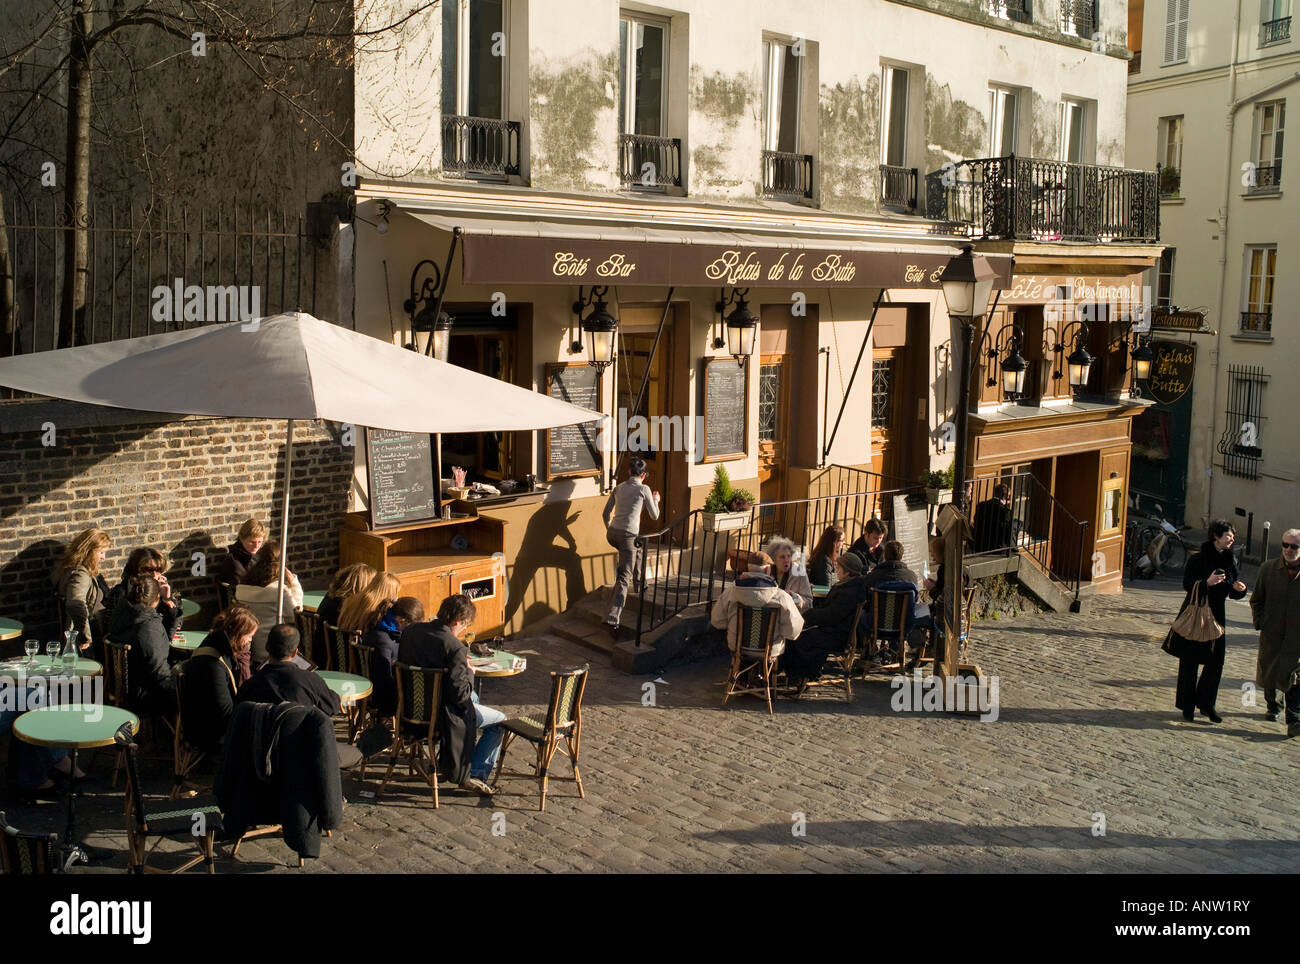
[339, 506, 507, 637]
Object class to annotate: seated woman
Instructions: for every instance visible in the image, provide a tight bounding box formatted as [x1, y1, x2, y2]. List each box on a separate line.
[367, 596, 425, 718]
[315, 562, 376, 656]
[220, 518, 266, 587]
[180, 605, 259, 760]
[52, 527, 112, 653]
[764, 536, 814, 610]
[107, 574, 180, 718]
[806, 525, 846, 590]
[234, 542, 303, 666]
[337, 571, 402, 636]
[783, 551, 872, 689]
[104, 547, 183, 627]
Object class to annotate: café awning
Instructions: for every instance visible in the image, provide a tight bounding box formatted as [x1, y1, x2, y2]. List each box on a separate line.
[403, 210, 1015, 290]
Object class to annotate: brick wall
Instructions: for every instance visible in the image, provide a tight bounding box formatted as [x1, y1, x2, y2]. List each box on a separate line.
[0, 401, 353, 640]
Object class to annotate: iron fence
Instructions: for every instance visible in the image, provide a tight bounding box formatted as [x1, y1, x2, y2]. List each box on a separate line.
[441, 114, 522, 178]
[879, 164, 918, 211]
[618, 134, 682, 188]
[1261, 16, 1291, 45]
[761, 150, 814, 200]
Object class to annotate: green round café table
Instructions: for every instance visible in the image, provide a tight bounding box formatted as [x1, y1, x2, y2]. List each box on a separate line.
[169, 630, 208, 654]
[180, 597, 200, 619]
[13, 704, 139, 869]
[0, 617, 23, 642]
[301, 590, 327, 614]
[317, 670, 372, 705]
[0, 655, 103, 678]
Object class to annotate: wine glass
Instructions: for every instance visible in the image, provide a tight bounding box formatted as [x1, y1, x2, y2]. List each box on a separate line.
[46, 640, 60, 666]
[492, 634, 505, 656]
[24, 639, 39, 667]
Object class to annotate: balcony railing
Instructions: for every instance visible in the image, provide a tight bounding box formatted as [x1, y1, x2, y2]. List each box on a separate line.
[1240, 310, 1272, 334]
[987, 0, 1032, 24]
[925, 155, 1160, 243]
[1128, 50, 1142, 73]
[618, 134, 682, 189]
[879, 164, 918, 211]
[441, 114, 521, 178]
[761, 150, 814, 200]
[1261, 16, 1291, 45]
[1247, 160, 1282, 192]
[1060, 0, 1095, 37]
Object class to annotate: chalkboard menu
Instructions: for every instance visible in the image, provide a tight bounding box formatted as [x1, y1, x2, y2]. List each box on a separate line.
[365, 428, 440, 528]
[701, 358, 747, 462]
[545, 363, 603, 480]
[891, 494, 931, 581]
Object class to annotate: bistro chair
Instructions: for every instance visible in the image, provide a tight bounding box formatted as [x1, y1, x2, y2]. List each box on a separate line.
[295, 607, 321, 666]
[350, 639, 382, 745]
[115, 723, 222, 874]
[378, 663, 445, 808]
[797, 601, 867, 703]
[103, 640, 131, 787]
[0, 811, 60, 874]
[491, 665, 589, 812]
[216, 582, 235, 611]
[861, 587, 916, 676]
[323, 622, 358, 673]
[170, 661, 210, 798]
[722, 604, 784, 716]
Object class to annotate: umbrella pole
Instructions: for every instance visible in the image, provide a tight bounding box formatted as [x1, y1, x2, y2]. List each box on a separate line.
[277, 418, 294, 624]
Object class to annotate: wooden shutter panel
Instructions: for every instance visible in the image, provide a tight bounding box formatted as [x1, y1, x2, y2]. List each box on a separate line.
[1175, 0, 1189, 62]
[1164, 0, 1179, 63]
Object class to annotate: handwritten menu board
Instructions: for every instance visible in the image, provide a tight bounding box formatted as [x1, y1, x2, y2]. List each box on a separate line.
[545, 363, 602, 480]
[701, 358, 747, 461]
[891, 494, 931, 580]
[365, 429, 440, 528]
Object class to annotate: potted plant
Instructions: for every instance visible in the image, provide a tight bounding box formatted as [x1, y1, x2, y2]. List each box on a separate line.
[919, 463, 954, 505]
[701, 465, 756, 532]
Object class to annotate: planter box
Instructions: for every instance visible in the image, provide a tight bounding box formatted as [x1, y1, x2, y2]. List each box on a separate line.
[924, 487, 953, 505]
[702, 509, 751, 533]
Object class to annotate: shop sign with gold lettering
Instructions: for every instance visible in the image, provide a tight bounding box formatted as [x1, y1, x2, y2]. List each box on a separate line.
[1146, 340, 1196, 406]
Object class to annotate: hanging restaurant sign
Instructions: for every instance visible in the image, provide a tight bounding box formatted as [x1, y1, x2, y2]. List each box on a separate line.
[1146, 340, 1196, 406]
[459, 235, 1014, 289]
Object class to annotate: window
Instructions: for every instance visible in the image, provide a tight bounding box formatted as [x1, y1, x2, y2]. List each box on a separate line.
[872, 358, 894, 425]
[1252, 101, 1285, 190]
[1101, 480, 1124, 534]
[881, 66, 909, 168]
[1160, 115, 1183, 171]
[758, 363, 782, 442]
[1059, 99, 1088, 163]
[619, 13, 667, 137]
[1218, 365, 1268, 479]
[1261, 0, 1292, 45]
[989, 87, 1018, 155]
[441, 0, 506, 119]
[1242, 245, 1276, 332]
[1164, 0, 1189, 64]
[762, 39, 802, 154]
[441, 309, 519, 480]
[1157, 248, 1176, 308]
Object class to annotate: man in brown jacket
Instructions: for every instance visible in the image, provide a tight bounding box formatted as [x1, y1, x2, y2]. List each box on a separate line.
[1249, 528, 1300, 737]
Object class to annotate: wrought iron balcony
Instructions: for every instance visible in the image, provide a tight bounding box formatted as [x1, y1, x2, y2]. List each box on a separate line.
[1261, 16, 1291, 46]
[987, 0, 1032, 24]
[1060, 0, 1095, 37]
[1240, 311, 1272, 334]
[618, 134, 682, 189]
[761, 150, 814, 201]
[441, 114, 521, 178]
[1247, 161, 1282, 193]
[925, 155, 1160, 243]
[879, 165, 918, 211]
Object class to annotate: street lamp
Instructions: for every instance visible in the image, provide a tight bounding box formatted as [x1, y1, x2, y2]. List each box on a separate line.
[1066, 342, 1094, 388]
[574, 285, 619, 374]
[1131, 337, 1153, 382]
[939, 244, 998, 501]
[1000, 342, 1028, 396]
[717, 288, 759, 365]
[405, 259, 454, 362]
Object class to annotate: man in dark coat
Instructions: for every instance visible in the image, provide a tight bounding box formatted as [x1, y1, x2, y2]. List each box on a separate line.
[783, 550, 873, 687]
[848, 518, 888, 570]
[236, 625, 340, 718]
[106, 575, 180, 718]
[971, 484, 1014, 552]
[1176, 522, 1248, 724]
[861, 540, 920, 592]
[397, 594, 500, 796]
[1250, 528, 1300, 735]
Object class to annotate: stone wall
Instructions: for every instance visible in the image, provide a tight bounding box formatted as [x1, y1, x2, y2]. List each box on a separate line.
[0, 399, 352, 639]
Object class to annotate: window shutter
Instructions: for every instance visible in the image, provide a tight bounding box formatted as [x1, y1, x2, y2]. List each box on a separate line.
[1164, 0, 1178, 62]
[1176, 0, 1189, 62]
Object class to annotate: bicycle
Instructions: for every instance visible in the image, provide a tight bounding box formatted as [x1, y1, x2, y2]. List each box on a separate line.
[1133, 504, 1195, 574]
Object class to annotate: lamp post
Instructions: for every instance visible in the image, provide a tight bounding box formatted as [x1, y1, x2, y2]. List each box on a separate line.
[939, 245, 997, 504]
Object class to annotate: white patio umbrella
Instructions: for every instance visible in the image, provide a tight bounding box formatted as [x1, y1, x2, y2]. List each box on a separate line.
[0, 312, 606, 620]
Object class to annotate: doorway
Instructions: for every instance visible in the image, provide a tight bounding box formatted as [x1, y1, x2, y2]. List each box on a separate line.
[616, 327, 678, 523]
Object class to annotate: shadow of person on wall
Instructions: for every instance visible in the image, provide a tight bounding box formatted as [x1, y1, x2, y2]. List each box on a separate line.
[504, 480, 588, 627]
[168, 530, 221, 615]
[0, 538, 66, 652]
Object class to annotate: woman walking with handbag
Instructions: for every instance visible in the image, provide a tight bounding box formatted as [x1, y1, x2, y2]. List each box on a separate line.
[1174, 520, 1248, 723]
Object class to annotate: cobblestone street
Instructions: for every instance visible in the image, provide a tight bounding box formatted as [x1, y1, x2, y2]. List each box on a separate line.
[17, 576, 1299, 874]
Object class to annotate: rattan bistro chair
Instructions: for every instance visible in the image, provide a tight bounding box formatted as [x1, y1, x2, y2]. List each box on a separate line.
[115, 723, 222, 874]
[491, 665, 589, 812]
[0, 811, 60, 874]
[378, 663, 445, 808]
[723, 604, 784, 716]
[216, 582, 235, 611]
[295, 607, 321, 666]
[170, 661, 210, 798]
[323, 622, 358, 673]
[798, 601, 867, 702]
[861, 588, 916, 675]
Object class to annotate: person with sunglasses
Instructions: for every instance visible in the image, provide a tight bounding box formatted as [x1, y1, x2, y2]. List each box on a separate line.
[1176, 520, 1248, 724]
[1250, 528, 1300, 736]
[103, 546, 182, 629]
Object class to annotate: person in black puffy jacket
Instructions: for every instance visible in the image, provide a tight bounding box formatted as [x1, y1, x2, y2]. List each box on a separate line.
[107, 574, 180, 718]
[1176, 520, 1249, 724]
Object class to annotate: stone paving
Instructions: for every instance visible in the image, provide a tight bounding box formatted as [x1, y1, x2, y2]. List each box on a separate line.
[9, 574, 1298, 873]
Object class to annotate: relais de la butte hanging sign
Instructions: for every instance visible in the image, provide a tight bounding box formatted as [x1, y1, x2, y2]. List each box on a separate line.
[458, 234, 1015, 289]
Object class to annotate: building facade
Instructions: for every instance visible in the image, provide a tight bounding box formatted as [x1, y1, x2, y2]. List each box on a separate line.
[1128, 0, 1298, 544]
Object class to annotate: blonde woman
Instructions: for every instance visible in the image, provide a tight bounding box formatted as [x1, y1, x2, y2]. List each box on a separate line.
[337, 571, 403, 635]
[53, 528, 111, 651]
[763, 536, 814, 610]
[220, 518, 266, 585]
[316, 563, 376, 630]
